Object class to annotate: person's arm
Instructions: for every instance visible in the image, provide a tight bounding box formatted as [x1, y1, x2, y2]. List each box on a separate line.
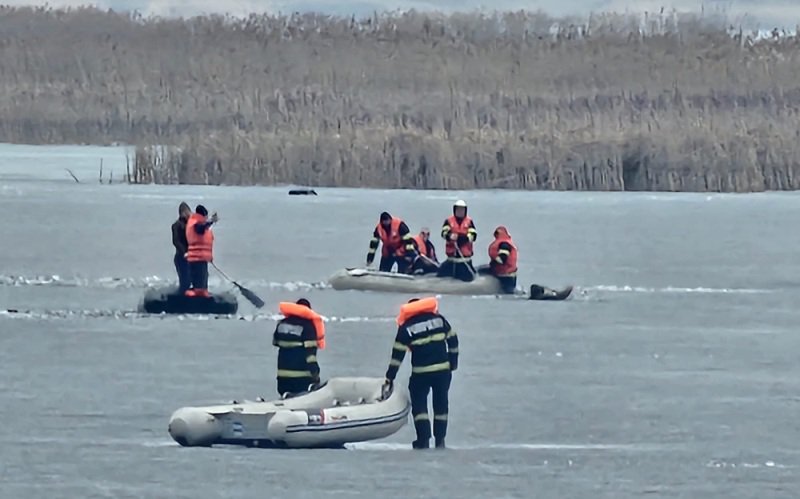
[172, 222, 188, 254]
[193, 213, 218, 234]
[468, 220, 477, 242]
[494, 241, 513, 264]
[367, 226, 380, 265]
[443, 317, 459, 371]
[399, 222, 417, 258]
[303, 322, 320, 381]
[272, 323, 280, 347]
[440, 219, 452, 240]
[385, 325, 410, 381]
[426, 241, 438, 263]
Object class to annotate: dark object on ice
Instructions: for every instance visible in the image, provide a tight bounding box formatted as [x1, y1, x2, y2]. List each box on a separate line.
[289, 189, 318, 196]
[528, 284, 573, 301]
[140, 285, 238, 315]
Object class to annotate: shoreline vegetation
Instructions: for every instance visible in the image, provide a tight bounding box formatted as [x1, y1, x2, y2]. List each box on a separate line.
[2, 7, 800, 191]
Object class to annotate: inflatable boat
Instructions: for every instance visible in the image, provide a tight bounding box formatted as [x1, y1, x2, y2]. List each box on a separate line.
[168, 377, 410, 449]
[139, 285, 238, 315]
[327, 267, 510, 295]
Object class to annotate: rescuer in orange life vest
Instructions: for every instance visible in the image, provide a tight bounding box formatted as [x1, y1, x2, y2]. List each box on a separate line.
[273, 298, 325, 397]
[184, 204, 218, 298]
[436, 200, 477, 282]
[409, 227, 439, 275]
[477, 225, 519, 294]
[366, 211, 417, 273]
[384, 296, 458, 449]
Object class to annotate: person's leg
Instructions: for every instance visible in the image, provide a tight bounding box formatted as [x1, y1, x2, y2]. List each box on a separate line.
[409, 375, 432, 449]
[431, 371, 452, 448]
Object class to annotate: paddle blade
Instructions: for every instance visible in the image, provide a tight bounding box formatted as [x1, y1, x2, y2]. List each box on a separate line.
[236, 283, 265, 308]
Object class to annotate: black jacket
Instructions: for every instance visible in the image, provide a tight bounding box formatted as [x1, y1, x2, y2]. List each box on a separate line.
[171, 217, 188, 256]
[386, 311, 458, 380]
[272, 316, 321, 379]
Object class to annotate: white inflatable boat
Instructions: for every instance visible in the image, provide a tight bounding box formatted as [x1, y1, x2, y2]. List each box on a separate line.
[168, 377, 410, 449]
[327, 267, 511, 295]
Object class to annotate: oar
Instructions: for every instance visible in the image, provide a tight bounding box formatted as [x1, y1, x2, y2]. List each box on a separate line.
[454, 244, 476, 278]
[211, 262, 265, 308]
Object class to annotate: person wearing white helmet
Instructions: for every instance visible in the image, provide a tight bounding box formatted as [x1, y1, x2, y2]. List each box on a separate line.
[436, 199, 477, 281]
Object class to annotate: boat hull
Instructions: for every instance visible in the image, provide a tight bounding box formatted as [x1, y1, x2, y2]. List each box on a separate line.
[139, 285, 238, 315]
[168, 377, 410, 449]
[327, 267, 508, 295]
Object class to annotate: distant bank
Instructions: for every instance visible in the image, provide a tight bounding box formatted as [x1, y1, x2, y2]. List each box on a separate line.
[0, 6, 798, 192]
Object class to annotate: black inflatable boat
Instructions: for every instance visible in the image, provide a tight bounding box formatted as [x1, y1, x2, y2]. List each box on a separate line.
[139, 286, 239, 315]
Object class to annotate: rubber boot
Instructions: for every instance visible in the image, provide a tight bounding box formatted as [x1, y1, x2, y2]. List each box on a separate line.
[412, 439, 429, 449]
[412, 419, 431, 449]
[435, 438, 446, 449]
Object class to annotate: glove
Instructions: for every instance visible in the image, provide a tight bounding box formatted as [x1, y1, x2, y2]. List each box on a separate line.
[384, 378, 393, 386]
[366, 255, 374, 267]
[449, 232, 458, 241]
[210, 212, 219, 223]
[312, 373, 321, 384]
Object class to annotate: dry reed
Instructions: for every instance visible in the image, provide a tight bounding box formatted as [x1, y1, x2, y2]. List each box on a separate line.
[1, 6, 799, 191]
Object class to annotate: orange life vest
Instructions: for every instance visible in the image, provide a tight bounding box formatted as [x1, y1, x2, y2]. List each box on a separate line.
[396, 296, 439, 325]
[444, 215, 474, 258]
[185, 213, 214, 263]
[376, 217, 405, 257]
[488, 227, 518, 276]
[279, 302, 326, 349]
[412, 234, 428, 258]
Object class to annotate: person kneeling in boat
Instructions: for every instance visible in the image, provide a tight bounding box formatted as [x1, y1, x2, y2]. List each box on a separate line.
[477, 225, 518, 294]
[171, 202, 192, 293]
[185, 205, 219, 297]
[436, 199, 477, 282]
[409, 227, 439, 275]
[366, 211, 417, 273]
[384, 297, 458, 449]
[273, 298, 326, 397]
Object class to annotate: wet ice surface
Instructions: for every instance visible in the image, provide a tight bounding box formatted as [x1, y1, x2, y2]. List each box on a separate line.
[1, 144, 799, 498]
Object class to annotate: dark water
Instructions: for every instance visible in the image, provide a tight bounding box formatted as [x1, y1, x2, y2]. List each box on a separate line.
[1, 144, 799, 497]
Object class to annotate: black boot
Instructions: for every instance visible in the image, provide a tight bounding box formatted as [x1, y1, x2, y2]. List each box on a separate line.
[435, 438, 446, 449]
[412, 439, 429, 449]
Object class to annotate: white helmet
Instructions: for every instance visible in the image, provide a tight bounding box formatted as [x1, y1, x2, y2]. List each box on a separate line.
[453, 199, 467, 208]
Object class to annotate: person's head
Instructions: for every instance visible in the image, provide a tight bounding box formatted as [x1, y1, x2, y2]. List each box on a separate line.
[296, 298, 311, 309]
[453, 199, 467, 219]
[195, 204, 208, 217]
[419, 227, 430, 241]
[493, 226, 509, 239]
[178, 202, 191, 219]
[379, 211, 392, 228]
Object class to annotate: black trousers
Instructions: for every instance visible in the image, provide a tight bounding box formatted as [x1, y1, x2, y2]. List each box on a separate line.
[277, 377, 315, 396]
[477, 265, 517, 293]
[174, 253, 191, 292]
[436, 258, 475, 282]
[409, 371, 452, 444]
[411, 257, 439, 275]
[497, 275, 517, 294]
[189, 261, 208, 290]
[379, 255, 410, 274]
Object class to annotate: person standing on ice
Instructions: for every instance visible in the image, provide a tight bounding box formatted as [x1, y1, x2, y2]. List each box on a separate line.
[384, 296, 458, 449]
[272, 298, 325, 397]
